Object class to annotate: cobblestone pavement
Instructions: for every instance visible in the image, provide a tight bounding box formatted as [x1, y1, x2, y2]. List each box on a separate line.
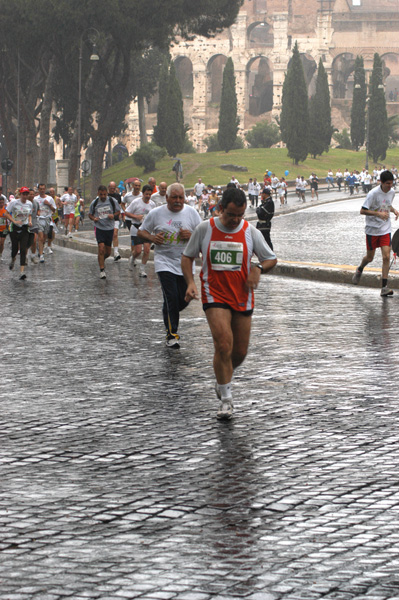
[2, 249, 399, 599]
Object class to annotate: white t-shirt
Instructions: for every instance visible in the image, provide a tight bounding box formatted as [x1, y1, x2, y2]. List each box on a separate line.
[36, 195, 56, 220]
[194, 183, 205, 197]
[7, 199, 33, 226]
[123, 192, 142, 220]
[151, 191, 167, 207]
[362, 185, 395, 236]
[336, 171, 343, 179]
[186, 194, 197, 207]
[253, 182, 261, 196]
[126, 197, 155, 230]
[139, 204, 202, 275]
[61, 193, 77, 215]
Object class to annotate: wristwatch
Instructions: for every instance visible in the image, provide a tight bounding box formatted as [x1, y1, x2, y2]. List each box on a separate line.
[256, 264, 264, 274]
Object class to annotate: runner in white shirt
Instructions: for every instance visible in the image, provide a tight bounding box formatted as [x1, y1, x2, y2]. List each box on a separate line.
[352, 170, 399, 296]
[336, 170, 343, 191]
[343, 169, 350, 192]
[253, 178, 261, 207]
[326, 170, 335, 191]
[60, 186, 77, 238]
[186, 192, 197, 209]
[150, 181, 167, 207]
[138, 183, 202, 348]
[4, 186, 33, 279]
[299, 177, 307, 202]
[35, 183, 56, 262]
[194, 178, 206, 200]
[123, 179, 142, 231]
[125, 184, 155, 277]
[278, 177, 288, 205]
[271, 174, 279, 198]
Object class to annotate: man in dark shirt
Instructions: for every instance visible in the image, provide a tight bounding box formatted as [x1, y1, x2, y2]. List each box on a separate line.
[256, 188, 275, 250]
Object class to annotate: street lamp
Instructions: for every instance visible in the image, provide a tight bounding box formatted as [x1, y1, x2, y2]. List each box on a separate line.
[77, 29, 100, 188]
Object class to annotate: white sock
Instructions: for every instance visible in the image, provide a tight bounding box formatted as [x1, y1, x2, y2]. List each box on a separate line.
[114, 246, 119, 254]
[219, 383, 232, 400]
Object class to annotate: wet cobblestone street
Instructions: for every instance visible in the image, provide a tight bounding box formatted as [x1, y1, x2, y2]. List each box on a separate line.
[2, 247, 399, 599]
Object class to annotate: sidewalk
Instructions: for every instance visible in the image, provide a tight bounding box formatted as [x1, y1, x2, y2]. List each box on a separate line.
[55, 187, 399, 289]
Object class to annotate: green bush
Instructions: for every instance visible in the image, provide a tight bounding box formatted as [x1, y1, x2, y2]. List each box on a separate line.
[333, 129, 352, 150]
[245, 121, 280, 148]
[183, 134, 196, 154]
[204, 134, 243, 152]
[132, 143, 166, 173]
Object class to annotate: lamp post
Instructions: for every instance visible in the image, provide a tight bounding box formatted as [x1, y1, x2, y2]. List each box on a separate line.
[77, 29, 99, 188]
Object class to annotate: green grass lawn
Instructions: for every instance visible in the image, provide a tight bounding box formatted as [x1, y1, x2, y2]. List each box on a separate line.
[99, 147, 399, 189]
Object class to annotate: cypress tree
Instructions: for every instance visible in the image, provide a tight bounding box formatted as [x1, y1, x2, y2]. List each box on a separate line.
[218, 57, 239, 153]
[350, 56, 366, 151]
[368, 53, 388, 163]
[164, 61, 185, 156]
[280, 42, 309, 164]
[308, 59, 333, 158]
[153, 57, 170, 149]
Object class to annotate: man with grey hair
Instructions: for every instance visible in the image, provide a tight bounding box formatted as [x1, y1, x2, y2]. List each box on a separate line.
[138, 182, 202, 348]
[150, 181, 167, 207]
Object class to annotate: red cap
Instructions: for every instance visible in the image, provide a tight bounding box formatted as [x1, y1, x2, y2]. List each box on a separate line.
[20, 186, 30, 194]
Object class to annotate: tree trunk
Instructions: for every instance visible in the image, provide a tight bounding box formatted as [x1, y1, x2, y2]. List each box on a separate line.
[90, 133, 108, 200]
[138, 93, 147, 146]
[24, 119, 37, 185]
[38, 58, 56, 185]
[68, 126, 79, 187]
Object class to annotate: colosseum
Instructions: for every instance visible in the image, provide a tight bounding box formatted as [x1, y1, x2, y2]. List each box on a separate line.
[123, 0, 399, 153]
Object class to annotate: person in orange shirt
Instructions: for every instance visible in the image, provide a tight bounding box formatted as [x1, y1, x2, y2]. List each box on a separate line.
[182, 187, 277, 420]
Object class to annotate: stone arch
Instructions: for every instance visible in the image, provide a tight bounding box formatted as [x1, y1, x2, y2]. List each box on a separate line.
[246, 56, 273, 115]
[331, 53, 355, 99]
[247, 21, 274, 48]
[174, 56, 194, 98]
[381, 53, 399, 102]
[207, 54, 228, 104]
[287, 53, 317, 95]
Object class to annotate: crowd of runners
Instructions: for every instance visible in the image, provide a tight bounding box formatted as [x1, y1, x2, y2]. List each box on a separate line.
[2, 168, 397, 419]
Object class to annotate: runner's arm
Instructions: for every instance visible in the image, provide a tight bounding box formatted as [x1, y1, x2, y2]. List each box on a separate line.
[181, 255, 199, 302]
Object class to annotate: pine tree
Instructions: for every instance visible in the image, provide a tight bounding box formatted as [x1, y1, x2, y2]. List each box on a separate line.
[280, 42, 309, 164]
[308, 59, 333, 158]
[217, 57, 239, 153]
[350, 56, 366, 151]
[368, 53, 388, 163]
[153, 57, 170, 149]
[164, 61, 185, 157]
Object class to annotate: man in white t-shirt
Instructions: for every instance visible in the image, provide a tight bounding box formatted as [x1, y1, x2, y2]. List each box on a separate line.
[186, 191, 197, 209]
[35, 183, 56, 262]
[150, 181, 167, 207]
[123, 179, 142, 231]
[125, 184, 155, 277]
[60, 186, 77, 238]
[194, 178, 206, 201]
[352, 170, 399, 296]
[138, 183, 202, 348]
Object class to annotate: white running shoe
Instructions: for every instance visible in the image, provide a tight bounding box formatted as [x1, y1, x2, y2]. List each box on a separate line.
[352, 268, 362, 285]
[217, 400, 234, 420]
[381, 286, 394, 297]
[67, 233, 73, 238]
[100, 271, 106, 279]
[166, 333, 180, 348]
[114, 252, 121, 262]
[39, 255, 45, 263]
[139, 266, 147, 278]
[30, 255, 39, 264]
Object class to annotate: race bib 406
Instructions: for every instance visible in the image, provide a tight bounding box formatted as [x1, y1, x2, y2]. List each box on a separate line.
[210, 241, 243, 271]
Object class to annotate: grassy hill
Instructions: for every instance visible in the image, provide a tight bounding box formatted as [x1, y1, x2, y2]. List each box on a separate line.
[98, 147, 399, 190]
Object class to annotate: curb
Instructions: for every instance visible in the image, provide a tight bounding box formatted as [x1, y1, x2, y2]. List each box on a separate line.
[54, 236, 399, 290]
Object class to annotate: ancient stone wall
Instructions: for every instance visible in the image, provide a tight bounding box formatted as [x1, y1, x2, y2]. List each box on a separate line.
[119, 0, 399, 154]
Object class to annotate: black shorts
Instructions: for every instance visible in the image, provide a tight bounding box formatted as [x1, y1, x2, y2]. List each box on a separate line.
[0, 230, 8, 238]
[95, 228, 114, 247]
[203, 302, 253, 317]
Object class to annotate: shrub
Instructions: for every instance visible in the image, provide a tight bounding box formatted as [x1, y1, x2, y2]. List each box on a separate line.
[132, 143, 166, 173]
[332, 128, 352, 150]
[204, 134, 244, 152]
[246, 121, 280, 148]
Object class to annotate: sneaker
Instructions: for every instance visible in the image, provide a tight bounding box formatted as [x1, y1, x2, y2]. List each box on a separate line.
[166, 333, 180, 349]
[100, 271, 106, 279]
[39, 255, 45, 263]
[139, 266, 147, 278]
[114, 252, 121, 262]
[19, 273, 27, 280]
[129, 256, 136, 271]
[30, 255, 39, 264]
[47, 247, 53, 255]
[9, 259, 15, 270]
[381, 286, 394, 297]
[352, 268, 362, 285]
[67, 233, 73, 238]
[217, 400, 234, 420]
